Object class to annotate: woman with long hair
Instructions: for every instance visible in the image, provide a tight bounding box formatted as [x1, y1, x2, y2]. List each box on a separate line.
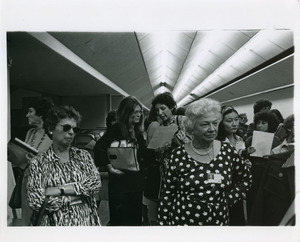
[217, 105, 255, 225]
[101, 96, 146, 226]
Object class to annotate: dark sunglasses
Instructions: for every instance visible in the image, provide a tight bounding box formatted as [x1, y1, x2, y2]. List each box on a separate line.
[60, 124, 80, 133]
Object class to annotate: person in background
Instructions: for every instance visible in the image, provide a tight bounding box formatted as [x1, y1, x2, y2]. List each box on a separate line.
[271, 114, 294, 155]
[27, 105, 101, 226]
[144, 92, 190, 225]
[216, 105, 255, 225]
[144, 105, 160, 132]
[101, 96, 146, 226]
[93, 110, 117, 170]
[237, 113, 248, 141]
[10, 97, 54, 226]
[157, 98, 252, 225]
[245, 110, 280, 216]
[142, 105, 161, 225]
[270, 109, 284, 124]
[175, 106, 186, 116]
[274, 111, 293, 143]
[248, 114, 295, 225]
[245, 99, 272, 140]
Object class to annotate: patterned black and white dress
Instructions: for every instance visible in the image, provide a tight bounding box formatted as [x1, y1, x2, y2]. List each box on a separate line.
[27, 146, 101, 226]
[157, 142, 252, 226]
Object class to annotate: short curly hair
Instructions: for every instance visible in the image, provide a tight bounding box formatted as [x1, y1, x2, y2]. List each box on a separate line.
[28, 97, 54, 123]
[184, 98, 221, 135]
[151, 92, 177, 114]
[46, 105, 82, 132]
[254, 110, 280, 133]
[253, 99, 272, 114]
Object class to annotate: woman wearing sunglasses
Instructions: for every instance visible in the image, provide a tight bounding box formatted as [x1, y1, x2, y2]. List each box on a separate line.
[27, 105, 101, 226]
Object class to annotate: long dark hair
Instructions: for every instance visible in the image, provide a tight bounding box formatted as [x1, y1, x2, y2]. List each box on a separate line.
[217, 105, 241, 141]
[117, 96, 144, 139]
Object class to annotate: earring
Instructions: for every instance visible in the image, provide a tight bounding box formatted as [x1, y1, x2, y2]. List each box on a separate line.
[49, 131, 53, 135]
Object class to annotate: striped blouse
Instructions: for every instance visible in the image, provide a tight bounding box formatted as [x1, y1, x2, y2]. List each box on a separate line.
[27, 145, 101, 226]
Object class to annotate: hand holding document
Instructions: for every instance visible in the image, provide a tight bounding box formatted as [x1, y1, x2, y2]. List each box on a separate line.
[250, 131, 274, 157]
[147, 125, 178, 149]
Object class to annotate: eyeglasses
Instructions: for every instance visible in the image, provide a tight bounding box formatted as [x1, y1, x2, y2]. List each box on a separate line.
[60, 124, 80, 133]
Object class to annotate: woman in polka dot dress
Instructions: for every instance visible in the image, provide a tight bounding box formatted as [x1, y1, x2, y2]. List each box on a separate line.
[157, 98, 252, 226]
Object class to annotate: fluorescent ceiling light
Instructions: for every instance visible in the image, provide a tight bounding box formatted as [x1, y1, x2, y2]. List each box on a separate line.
[178, 29, 293, 106]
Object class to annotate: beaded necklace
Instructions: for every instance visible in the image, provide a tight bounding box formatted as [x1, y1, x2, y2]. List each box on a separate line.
[28, 128, 47, 151]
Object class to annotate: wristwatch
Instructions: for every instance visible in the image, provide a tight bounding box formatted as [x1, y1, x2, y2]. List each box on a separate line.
[59, 186, 65, 196]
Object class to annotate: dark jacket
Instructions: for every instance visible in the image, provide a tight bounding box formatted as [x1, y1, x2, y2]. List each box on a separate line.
[248, 150, 295, 225]
[94, 122, 146, 194]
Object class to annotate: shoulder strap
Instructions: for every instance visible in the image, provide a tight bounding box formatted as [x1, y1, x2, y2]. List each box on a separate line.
[33, 195, 49, 226]
[176, 115, 184, 131]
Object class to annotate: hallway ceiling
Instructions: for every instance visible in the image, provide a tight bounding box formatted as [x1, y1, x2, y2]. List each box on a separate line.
[7, 30, 294, 109]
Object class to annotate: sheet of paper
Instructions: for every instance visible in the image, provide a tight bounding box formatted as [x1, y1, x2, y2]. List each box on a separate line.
[250, 130, 275, 157]
[147, 125, 178, 149]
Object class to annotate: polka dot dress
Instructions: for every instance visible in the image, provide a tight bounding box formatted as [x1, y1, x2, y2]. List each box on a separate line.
[157, 142, 252, 226]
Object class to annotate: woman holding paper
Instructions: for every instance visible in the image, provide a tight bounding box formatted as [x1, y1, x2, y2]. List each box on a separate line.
[144, 92, 190, 225]
[245, 110, 281, 149]
[157, 98, 252, 226]
[100, 96, 146, 226]
[27, 105, 101, 226]
[245, 110, 281, 216]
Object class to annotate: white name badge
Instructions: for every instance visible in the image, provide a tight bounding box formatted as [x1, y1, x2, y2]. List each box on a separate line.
[207, 173, 223, 184]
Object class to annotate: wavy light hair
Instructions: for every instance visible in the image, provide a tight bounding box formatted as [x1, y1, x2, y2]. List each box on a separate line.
[184, 98, 222, 135]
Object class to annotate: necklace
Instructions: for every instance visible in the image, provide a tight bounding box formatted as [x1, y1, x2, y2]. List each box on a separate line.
[190, 141, 213, 156]
[29, 128, 47, 151]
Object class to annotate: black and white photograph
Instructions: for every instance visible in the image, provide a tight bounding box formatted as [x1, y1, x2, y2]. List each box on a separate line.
[1, 0, 299, 241]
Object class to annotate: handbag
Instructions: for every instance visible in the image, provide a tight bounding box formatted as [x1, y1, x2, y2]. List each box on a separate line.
[107, 140, 140, 172]
[32, 195, 50, 226]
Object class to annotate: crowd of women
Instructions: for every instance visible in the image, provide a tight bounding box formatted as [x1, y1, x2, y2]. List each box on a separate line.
[8, 93, 295, 226]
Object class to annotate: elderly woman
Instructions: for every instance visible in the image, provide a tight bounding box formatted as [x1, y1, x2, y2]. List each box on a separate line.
[157, 98, 252, 226]
[27, 105, 101, 226]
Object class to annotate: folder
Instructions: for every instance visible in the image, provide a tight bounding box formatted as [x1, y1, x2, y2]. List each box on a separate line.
[8, 137, 38, 169]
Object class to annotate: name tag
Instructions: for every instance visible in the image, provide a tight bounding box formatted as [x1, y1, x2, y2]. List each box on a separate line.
[207, 173, 223, 184]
